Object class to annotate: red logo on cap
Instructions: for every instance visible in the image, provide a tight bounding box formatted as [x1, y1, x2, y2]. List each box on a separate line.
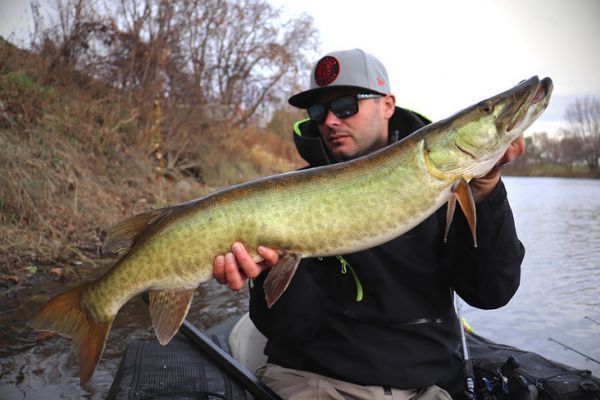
[377, 77, 385, 87]
[314, 56, 340, 86]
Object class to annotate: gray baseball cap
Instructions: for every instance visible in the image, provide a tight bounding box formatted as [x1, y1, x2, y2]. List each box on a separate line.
[288, 48, 391, 108]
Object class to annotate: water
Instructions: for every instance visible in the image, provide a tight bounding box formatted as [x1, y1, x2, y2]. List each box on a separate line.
[0, 263, 250, 399]
[463, 177, 600, 375]
[1, 177, 599, 399]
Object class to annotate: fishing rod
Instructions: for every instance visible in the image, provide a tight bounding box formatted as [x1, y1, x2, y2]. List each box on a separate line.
[548, 338, 600, 365]
[455, 294, 476, 400]
[141, 293, 283, 400]
[585, 316, 600, 326]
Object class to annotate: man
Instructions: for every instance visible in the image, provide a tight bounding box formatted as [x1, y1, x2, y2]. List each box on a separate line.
[213, 49, 525, 399]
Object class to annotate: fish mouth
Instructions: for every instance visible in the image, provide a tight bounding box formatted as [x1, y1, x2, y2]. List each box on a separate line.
[532, 77, 553, 105]
[504, 76, 552, 133]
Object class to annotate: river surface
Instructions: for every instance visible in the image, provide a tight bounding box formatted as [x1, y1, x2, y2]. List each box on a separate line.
[0, 176, 599, 399]
[462, 177, 600, 376]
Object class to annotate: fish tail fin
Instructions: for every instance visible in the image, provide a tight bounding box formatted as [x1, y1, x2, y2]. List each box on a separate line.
[29, 286, 114, 385]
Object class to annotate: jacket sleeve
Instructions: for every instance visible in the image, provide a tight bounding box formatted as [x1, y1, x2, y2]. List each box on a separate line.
[249, 262, 323, 347]
[443, 179, 524, 309]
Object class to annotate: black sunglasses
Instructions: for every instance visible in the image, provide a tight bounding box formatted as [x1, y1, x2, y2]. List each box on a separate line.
[307, 93, 383, 124]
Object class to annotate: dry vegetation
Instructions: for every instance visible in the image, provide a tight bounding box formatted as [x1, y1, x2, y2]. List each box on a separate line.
[0, 0, 313, 282]
[1, 42, 167, 273]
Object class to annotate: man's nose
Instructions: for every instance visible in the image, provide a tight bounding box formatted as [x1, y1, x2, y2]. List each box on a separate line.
[323, 109, 342, 126]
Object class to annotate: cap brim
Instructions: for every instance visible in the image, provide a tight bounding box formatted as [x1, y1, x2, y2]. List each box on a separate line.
[288, 86, 386, 108]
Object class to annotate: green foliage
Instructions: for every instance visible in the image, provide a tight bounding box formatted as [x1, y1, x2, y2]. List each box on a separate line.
[3, 71, 37, 88]
[1, 70, 55, 99]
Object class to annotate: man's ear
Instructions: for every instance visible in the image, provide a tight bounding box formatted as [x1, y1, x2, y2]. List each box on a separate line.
[383, 94, 396, 119]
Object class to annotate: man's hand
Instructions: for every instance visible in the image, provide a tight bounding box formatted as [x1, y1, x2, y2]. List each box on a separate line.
[213, 243, 280, 291]
[470, 134, 526, 202]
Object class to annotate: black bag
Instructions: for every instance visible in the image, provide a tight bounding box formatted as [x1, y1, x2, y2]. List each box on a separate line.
[106, 333, 248, 400]
[467, 333, 600, 400]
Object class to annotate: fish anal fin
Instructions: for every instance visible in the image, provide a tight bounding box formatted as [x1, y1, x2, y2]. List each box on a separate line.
[29, 286, 114, 385]
[149, 288, 195, 345]
[264, 252, 302, 308]
[454, 178, 478, 247]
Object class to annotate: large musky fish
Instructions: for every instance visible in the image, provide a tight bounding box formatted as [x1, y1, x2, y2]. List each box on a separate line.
[30, 76, 553, 384]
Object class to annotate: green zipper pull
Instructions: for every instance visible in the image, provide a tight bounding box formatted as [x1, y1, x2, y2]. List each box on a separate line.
[336, 256, 363, 302]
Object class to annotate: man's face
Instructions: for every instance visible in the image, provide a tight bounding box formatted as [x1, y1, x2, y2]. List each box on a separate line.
[312, 90, 395, 161]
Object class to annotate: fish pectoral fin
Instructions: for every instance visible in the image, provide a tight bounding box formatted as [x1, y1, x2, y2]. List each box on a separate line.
[149, 288, 195, 345]
[263, 252, 302, 309]
[444, 189, 458, 243]
[452, 178, 478, 247]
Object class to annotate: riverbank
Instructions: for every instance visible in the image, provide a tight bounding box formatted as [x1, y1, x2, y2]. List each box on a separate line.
[0, 39, 303, 284]
[504, 163, 600, 179]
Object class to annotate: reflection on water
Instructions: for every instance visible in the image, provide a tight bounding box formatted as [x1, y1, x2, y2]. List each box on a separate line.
[463, 177, 600, 376]
[1, 177, 599, 399]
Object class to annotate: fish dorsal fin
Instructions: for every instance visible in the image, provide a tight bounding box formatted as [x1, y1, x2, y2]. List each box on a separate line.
[445, 178, 478, 247]
[149, 288, 195, 345]
[263, 252, 302, 308]
[102, 207, 175, 255]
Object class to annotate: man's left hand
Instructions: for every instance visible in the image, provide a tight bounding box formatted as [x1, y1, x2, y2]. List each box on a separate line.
[470, 134, 526, 202]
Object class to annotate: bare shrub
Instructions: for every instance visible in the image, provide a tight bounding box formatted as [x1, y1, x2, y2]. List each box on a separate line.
[563, 96, 600, 171]
[1, 0, 318, 273]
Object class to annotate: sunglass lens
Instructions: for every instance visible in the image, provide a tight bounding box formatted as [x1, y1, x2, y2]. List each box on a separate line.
[308, 95, 360, 123]
[330, 96, 358, 119]
[308, 104, 326, 123]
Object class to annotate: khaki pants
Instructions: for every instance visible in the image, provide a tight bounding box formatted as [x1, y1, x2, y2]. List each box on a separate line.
[257, 364, 453, 400]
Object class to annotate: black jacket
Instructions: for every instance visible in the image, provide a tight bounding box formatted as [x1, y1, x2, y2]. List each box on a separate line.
[249, 106, 524, 395]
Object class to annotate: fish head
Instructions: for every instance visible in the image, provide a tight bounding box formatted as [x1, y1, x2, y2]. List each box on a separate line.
[425, 76, 553, 178]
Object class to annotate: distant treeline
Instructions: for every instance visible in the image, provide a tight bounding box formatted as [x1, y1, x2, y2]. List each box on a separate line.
[510, 96, 600, 177]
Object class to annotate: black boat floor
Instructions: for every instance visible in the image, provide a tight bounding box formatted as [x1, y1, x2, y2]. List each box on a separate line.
[106, 331, 249, 400]
[107, 318, 600, 400]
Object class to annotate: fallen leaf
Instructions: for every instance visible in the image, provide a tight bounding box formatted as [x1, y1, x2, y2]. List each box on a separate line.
[36, 331, 58, 341]
[1, 274, 19, 284]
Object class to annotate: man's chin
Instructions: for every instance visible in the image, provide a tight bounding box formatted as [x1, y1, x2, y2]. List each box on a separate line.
[331, 149, 357, 162]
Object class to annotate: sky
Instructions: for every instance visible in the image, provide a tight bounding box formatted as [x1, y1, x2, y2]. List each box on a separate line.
[269, 0, 600, 136]
[2, 0, 599, 136]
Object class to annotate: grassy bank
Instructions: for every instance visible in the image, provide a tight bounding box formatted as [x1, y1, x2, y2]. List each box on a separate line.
[0, 39, 303, 283]
[504, 163, 599, 179]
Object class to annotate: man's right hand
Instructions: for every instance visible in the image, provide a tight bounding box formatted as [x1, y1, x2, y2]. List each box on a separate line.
[213, 242, 280, 291]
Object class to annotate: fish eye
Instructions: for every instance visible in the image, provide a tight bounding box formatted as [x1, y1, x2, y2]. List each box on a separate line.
[479, 101, 494, 114]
